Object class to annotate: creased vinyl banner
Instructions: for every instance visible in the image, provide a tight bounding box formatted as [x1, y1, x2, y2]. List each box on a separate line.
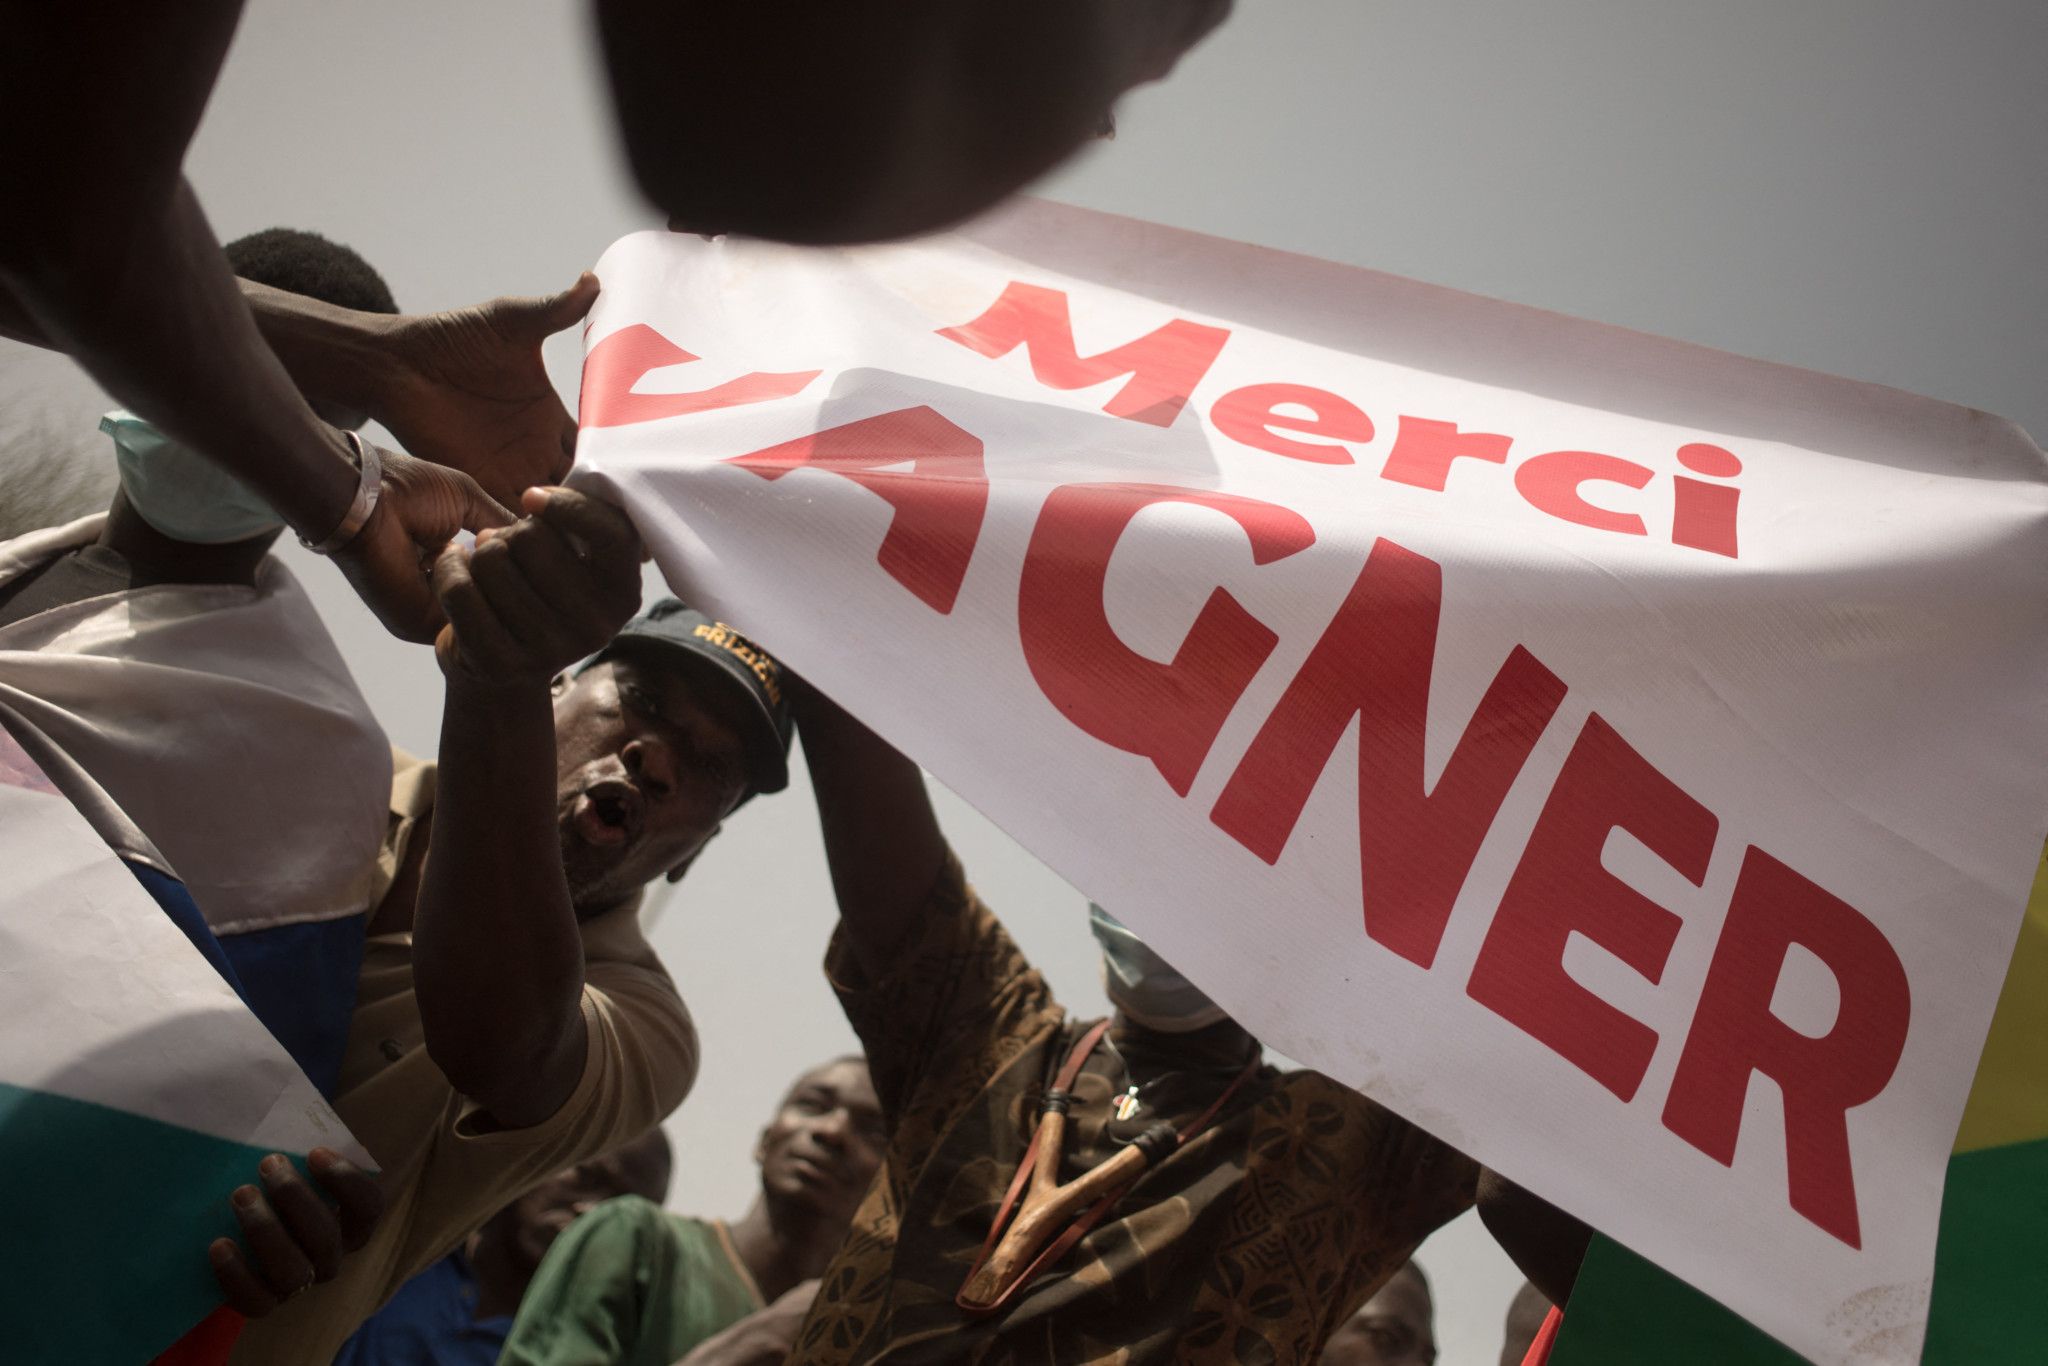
[569, 202, 2048, 1365]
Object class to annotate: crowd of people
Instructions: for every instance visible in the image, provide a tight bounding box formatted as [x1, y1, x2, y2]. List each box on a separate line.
[0, 3, 1596, 1362]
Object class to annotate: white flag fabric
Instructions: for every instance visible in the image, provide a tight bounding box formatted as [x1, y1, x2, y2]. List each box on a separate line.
[569, 203, 2048, 1365]
[0, 723, 369, 1360]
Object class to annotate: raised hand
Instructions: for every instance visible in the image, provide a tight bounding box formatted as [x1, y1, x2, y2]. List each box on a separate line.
[430, 486, 644, 687]
[377, 275, 600, 506]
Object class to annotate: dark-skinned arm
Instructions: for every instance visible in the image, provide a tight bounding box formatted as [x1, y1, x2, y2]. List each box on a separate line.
[0, 1, 515, 641]
[1477, 1167, 1593, 1308]
[0, 271, 596, 510]
[238, 276, 601, 506]
[791, 682, 949, 981]
[0, 276, 380, 414]
[411, 489, 645, 1129]
[0, 0, 357, 542]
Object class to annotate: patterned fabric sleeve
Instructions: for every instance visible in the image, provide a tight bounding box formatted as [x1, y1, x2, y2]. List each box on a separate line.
[1183, 1072, 1482, 1362]
[824, 848, 1058, 1128]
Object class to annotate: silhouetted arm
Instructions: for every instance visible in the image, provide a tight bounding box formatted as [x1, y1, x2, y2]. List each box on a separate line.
[792, 681, 949, 980]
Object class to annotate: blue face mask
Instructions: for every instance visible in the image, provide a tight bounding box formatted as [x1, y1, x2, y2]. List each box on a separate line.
[103, 410, 285, 545]
[1088, 903, 1228, 1033]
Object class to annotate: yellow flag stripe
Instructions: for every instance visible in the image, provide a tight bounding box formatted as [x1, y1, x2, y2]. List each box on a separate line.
[1952, 844, 2048, 1154]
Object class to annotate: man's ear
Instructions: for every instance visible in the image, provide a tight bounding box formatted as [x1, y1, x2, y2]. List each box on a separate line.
[550, 672, 571, 698]
[665, 824, 722, 883]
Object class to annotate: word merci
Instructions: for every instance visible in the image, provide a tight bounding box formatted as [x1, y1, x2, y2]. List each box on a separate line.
[582, 284, 1906, 1248]
[585, 282, 1743, 559]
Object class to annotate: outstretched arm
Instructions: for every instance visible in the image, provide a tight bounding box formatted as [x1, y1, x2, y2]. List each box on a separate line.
[0, 0, 357, 539]
[245, 275, 600, 507]
[0, 2, 516, 640]
[412, 489, 645, 1129]
[1, 271, 594, 513]
[791, 682, 948, 980]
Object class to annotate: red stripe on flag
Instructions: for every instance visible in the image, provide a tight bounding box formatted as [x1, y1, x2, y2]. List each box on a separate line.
[150, 1306, 245, 1366]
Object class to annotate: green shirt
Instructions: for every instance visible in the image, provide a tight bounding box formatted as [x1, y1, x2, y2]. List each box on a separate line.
[498, 1199, 764, 1366]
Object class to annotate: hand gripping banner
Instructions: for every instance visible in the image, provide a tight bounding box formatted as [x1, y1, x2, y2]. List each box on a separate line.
[569, 202, 2048, 1364]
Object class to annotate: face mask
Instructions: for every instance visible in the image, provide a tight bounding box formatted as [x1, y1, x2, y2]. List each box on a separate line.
[103, 410, 285, 545]
[1088, 903, 1228, 1033]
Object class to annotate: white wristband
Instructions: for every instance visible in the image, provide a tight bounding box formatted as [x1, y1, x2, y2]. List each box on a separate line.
[300, 430, 383, 555]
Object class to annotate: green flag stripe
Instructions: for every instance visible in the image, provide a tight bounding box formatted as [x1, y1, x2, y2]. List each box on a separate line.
[1550, 1135, 2048, 1364]
[0, 1081, 312, 1363]
[1921, 1136, 2048, 1361]
[1549, 1234, 1801, 1365]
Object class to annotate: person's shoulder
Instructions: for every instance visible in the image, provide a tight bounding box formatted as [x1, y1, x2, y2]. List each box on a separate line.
[579, 932, 700, 1122]
[1284, 1066, 1478, 1163]
[1262, 1065, 1418, 1141]
[575, 1192, 682, 1237]
[579, 903, 687, 1018]
[577, 895, 661, 965]
[1258, 1068, 1477, 1201]
[547, 1196, 709, 1269]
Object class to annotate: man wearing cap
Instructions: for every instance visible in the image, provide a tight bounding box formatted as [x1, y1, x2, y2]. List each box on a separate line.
[225, 490, 798, 1361]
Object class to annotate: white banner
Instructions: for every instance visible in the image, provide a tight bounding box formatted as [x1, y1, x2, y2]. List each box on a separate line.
[570, 203, 2048, 1364]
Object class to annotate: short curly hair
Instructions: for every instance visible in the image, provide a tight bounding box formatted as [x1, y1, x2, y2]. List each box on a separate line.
[223, 227, 398, 314]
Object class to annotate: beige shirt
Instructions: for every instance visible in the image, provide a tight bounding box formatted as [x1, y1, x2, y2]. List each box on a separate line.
[232, 751, 699, 1364]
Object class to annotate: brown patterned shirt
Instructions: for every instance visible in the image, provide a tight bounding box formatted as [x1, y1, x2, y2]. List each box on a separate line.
[789, 855, 1477, 1365]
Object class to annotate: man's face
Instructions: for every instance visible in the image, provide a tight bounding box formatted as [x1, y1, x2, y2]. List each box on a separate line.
[551, 651, 752, 911]
[755, 1059, 887, 1226]
[494, 1132, 672, 1275]
[1319, 1264, 1437, 1366]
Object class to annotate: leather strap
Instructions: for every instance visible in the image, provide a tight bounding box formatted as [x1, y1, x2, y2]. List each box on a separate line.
[956, 1019, 1260, 1315]
[965, 1019, 1112, 1281]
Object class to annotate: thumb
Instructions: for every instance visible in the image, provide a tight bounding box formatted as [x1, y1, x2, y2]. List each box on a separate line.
[454, 472, 515, 535]
[528, 272, 600, 336]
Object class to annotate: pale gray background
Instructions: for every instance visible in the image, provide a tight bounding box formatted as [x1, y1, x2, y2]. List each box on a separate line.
[4, 1, 2043, 1360]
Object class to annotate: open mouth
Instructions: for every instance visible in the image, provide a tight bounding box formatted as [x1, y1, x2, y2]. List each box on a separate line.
[573, 779, 643, 848]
